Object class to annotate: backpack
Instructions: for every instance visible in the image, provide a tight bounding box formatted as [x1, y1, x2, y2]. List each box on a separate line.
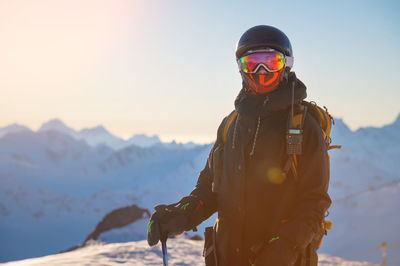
[285, 101, 338, 247]
[220, 101, 340, 248]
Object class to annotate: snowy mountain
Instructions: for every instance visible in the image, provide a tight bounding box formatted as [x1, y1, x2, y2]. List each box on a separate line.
[29, 118, 191, 149]
[0, 123, 31, 138]
[79, 125, 128, 150]
[0, 126, 211, 262]
[128, 134, 161, 148]
[318, 115, 400, 265]
[38, 119, 79, 138]
[0, 237, 378, 266]
[0, 115, 399, 264]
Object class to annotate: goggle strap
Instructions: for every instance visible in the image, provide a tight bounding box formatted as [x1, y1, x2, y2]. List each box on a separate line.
[285, 56, 294, 68]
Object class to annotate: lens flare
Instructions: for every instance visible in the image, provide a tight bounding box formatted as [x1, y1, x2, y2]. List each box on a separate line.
[267, 167, 286, 184]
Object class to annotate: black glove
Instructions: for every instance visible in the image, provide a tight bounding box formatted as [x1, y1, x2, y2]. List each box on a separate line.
[254, 236, 299, 266]
[147, 196, 202, 246]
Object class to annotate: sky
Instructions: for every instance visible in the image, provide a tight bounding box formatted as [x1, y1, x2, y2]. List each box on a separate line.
[0, 0, 399, 143]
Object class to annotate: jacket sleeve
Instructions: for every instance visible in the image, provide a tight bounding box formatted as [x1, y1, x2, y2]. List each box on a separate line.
[189, 115, 228, 224]
[278, 113, 332, 251]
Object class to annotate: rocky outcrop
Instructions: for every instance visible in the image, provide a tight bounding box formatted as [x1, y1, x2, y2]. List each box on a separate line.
[83, 205, 150, 244]
[60, 204, 150, 253]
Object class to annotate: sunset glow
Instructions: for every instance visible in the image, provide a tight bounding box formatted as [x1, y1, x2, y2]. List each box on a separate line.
[1, 0, 399, 143]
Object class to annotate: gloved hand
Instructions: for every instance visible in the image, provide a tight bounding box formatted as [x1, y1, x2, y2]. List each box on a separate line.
[147, 196, 203, 246]
[254, 236, 299, 266]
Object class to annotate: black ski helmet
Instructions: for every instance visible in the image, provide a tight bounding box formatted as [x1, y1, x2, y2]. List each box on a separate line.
[236, 25, 293, 60]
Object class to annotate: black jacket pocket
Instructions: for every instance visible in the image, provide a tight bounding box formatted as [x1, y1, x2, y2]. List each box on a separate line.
[203, 226, 218, 266]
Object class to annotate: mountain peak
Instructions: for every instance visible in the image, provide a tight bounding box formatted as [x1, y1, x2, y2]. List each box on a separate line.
[394, 113, 400, 125]
[0, 123, 31, 138]
[382, 113, 400, 130]
[38, 119, 77, 136]
[1, 123, 30, 131]
[128, 134, 161, 148]
[93, 125, 107, 132]
[39, 119, 67, 129]
[80, 125, 110, 135]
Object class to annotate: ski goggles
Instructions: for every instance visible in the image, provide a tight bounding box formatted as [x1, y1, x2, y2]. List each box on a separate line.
[238, 50, 294, 73]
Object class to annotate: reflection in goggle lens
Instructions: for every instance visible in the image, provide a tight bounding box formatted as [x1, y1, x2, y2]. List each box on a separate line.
[239, 52, 285, 73]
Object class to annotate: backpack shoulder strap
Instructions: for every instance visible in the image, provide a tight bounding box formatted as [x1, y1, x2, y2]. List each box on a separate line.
[222, 110, 237, 143]
[209, 110, 237, 193]
[291, 104, 307, 128]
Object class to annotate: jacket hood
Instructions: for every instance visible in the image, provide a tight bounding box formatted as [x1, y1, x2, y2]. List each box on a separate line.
[234, 72, 307, 119]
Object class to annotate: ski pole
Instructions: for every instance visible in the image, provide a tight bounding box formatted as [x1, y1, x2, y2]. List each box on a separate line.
[161, 240, 168, 266]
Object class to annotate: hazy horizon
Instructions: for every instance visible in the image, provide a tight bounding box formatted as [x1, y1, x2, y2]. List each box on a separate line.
[2, 112, 400, 145]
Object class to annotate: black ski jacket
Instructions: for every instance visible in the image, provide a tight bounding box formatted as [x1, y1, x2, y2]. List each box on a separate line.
[190, 76, 331, 266]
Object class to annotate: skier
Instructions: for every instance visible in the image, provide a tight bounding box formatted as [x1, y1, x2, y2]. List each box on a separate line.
[147, 25, 331, 266]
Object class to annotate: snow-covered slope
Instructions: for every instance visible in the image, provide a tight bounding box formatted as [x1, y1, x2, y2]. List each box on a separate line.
[318, 115, 400, 265]
[0, 237, 378, 266]
[321, 181, 400, 264]
[0, 127, 211, 262]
